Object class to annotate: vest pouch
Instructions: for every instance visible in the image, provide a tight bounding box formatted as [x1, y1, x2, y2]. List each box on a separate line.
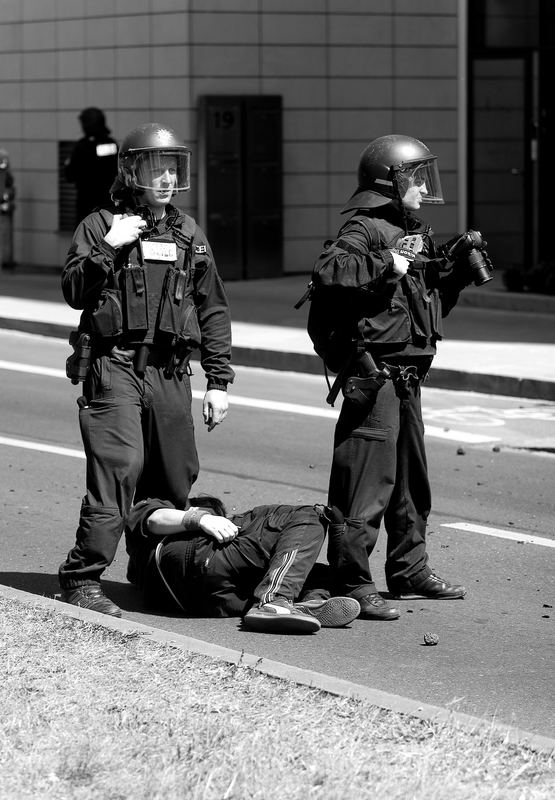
[363, 296, 411, 344]
[158, 269, 202, 349]
[176, 302, 201, 349]
[122, 263, 148, 333]
[89, 289, 123, 338]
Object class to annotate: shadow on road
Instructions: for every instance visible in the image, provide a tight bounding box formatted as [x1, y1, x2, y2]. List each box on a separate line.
[0, 572, 144, 615]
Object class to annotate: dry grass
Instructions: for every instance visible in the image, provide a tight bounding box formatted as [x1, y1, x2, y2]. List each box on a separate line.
[0, 596, 553, 800]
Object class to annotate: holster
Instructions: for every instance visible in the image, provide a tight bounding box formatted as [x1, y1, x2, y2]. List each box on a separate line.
[66, 330, 92, 384]
[341, 351, 391, 406]
[342, 372, 389, 405]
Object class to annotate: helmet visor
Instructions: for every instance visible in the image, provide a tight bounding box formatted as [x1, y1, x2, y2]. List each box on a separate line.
[393, 157, 443, 204]
[127, 149, 191, 192]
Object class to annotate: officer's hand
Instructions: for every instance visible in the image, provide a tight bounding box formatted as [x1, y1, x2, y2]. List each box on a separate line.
[203, 389, 228, 432]
[390, 250, 410, 278]
[199, 514, 239, 544]
[104, 214, 147, 249]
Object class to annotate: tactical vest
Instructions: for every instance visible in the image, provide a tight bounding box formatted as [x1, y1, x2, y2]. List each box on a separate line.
[82, 210, 202, 352]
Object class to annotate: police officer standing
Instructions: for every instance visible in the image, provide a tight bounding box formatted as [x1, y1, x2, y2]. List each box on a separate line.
[312, 135, 473, 620]
[59, 122, 234, 616]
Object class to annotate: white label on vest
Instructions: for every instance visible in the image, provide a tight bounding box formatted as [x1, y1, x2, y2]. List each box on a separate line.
[96, 143, 117, 157]
[141, 241, 177, 262]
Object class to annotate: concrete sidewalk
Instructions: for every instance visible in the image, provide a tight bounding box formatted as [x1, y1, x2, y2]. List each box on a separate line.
[1, 269, 554, 400]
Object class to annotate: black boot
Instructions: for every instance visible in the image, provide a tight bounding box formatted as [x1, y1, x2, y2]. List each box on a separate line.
[60, 584, 122, 617]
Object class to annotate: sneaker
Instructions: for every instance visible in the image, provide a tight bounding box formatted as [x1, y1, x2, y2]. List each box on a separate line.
[390, 572, 466, 600]
[243, 598, 321, 634]
[294, 596, 360, 627]
[60, 585, 122, 617]
[359, 593, 400, 621]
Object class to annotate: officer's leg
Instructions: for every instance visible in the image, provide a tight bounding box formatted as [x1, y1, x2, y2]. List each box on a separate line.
[327, 381, 399, 600]
[59, 356, 144, 610]
[135, 367, 198, 509]
[384, 381, 431, 589]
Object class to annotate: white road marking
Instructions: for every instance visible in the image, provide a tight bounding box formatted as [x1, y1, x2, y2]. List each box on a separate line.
[441, 521, 555, 548]
[0, 434, 551, 548]
[0, 435, 84, 459]
[0, 359, 66, 378]
[0, 359, 500, 443]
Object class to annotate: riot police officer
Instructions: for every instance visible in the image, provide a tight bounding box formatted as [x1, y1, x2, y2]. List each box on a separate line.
[59, 122, 234, 616]
[312, 135, 471, 620]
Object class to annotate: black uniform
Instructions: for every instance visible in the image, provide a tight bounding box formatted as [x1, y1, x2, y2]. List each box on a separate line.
[65, 132, 118, 222]
[59, 203, 234, 590]
[313, 203, 467, 600]
[127, 499, 327, 617]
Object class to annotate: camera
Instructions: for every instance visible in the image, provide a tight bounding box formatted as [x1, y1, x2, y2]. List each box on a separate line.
[438, 230, 494, 286]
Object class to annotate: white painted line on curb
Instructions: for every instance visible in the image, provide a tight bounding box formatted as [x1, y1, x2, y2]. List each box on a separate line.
[1, 360, 499, 443]
[441, 521, 555, 548]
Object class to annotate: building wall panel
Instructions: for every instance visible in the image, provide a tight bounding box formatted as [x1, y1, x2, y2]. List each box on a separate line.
[0, 0, 460, 272]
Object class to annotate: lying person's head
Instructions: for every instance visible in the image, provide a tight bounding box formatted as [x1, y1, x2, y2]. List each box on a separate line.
[188, 495, 227, 518]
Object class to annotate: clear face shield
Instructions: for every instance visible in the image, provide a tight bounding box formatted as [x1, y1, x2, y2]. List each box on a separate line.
[126, 148, 191, 193]
[393, 157, 444, 205]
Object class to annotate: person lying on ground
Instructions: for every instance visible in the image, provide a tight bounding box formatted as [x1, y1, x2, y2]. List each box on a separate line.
[125, 495, 360, 634]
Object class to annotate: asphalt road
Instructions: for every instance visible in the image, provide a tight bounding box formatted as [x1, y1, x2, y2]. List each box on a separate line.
[1, 329, 554, 739]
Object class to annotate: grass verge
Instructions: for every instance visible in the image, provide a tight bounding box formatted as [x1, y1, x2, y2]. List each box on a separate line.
[0, 595, 553, 800]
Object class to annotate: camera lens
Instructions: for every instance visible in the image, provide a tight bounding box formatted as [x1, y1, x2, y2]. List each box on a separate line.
[467, 249, 493, 286]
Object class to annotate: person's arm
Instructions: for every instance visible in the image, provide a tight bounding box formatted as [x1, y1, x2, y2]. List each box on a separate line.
[61, 210, 146, 309]
[191, 225, 235, 431]
[313, 218, 401, 290]
[147, 506, 239, 544]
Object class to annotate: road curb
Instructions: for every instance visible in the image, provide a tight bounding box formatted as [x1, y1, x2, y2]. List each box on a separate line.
[459, 287, 555, 315]
[230, 348, 555, 401]
[1, 317, 554, 401]
[1, 582, 553, 754]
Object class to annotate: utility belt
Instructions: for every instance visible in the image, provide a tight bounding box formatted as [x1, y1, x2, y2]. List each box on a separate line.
[65, 332, 193, 384]
[113, 342, 193, 378]
[327, 351, 431, 407]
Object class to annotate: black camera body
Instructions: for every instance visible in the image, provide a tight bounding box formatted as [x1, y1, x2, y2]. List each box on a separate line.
[438, 230, 494, 286]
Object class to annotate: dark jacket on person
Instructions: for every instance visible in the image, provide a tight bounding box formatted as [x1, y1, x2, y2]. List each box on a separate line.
[312, 203, 467, 361]
[65, 132, 118, 221]
[62, 202, 234, 389]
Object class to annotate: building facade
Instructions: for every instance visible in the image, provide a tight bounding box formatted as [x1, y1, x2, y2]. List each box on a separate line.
[0, 0, 548, 280]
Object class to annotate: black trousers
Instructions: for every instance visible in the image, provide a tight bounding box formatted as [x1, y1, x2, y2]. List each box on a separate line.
[59, 352, 198, 588]
[327, 372, 432, 599]
[151, 505, 325, 617]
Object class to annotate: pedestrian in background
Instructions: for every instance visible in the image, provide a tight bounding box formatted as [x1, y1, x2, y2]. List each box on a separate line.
[59, 122, 234, 617]
[0, 147, 15, 270]
[310, 134, 477, 620]
[64, 107, 118, 222]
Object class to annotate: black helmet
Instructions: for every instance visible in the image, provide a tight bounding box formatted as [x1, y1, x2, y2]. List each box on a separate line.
[118, 122, 191, 193]
[341, 134, 444, 213]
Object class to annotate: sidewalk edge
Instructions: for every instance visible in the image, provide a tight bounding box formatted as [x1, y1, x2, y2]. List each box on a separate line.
[1, 583, 553, 755]
[1, 318, 554, 401]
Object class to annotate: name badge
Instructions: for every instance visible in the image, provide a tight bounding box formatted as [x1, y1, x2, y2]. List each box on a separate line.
[141, 240, 177, 262]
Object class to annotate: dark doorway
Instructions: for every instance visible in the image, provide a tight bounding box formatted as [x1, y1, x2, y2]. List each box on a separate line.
[198, 95, 283, 281]
[470, 55, 534, 270]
